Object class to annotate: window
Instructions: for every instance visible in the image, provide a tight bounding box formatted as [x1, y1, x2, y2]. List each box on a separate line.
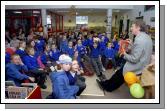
[76, 16, 88, 24]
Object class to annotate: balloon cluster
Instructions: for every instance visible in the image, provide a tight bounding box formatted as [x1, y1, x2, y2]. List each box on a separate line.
[124, 72, 145, 98]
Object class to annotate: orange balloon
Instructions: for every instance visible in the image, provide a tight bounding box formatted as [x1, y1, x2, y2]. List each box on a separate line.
[124, 72, 138, 85]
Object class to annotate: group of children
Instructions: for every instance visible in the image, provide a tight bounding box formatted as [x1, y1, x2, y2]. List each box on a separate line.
[5, 28, 127, 98]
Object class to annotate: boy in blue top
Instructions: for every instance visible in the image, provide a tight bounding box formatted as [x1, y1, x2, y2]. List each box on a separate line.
[15, 41, 27, 61]
[60, 35, 68, 53]
[23, 47, 47, 89]
[90, 42, 106, 80]
[104, 42, 116, 69]
[6, 54, 35, 86]
[34, 35, 45, 55]
[87, 34, 94, 48]
[50, 54, 79, 99]
[64, 41, 75, 58]
[49, 43, 61, 62]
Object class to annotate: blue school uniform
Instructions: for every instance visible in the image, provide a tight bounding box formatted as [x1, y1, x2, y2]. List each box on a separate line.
[5, 52, 11, 64]
[50, 71, 79, 99]
[15, 48, 27, 60]
[6, 63, 29, 86]
[76, 45, 87, 56]
[49, 49, 61, 62]
[40, 52, 50, 65]
[104, 47, 115, 59]
[113, 41, 119, 52]
[35, 40, 45, 54]
[90, 45, 101, 58]
[65, 47, 75, 58]
[82, 39, 89, 47]
[99, 41, 107, 55]
[87, 38, 94, 47]
[23, 55, 39, 70]
[66, 71, 77, 85]
[60, 39, 68, 53]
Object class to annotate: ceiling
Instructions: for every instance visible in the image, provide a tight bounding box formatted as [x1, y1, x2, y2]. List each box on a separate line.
[48, 9, 131, 16]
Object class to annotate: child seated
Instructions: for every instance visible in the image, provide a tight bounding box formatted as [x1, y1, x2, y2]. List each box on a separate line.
[104, 42, 116, 69]
[64, 41, 75, 58]
[34, 35, 45, 55]
[6, 54, 35, 86]
[68, 60, 86, 96]
[23, 47, 47, 89]
[50, 54, 79, 99]
[49, 43, 61, 62]
[15, 41, 27, 61]
[60, 35, 68, 53]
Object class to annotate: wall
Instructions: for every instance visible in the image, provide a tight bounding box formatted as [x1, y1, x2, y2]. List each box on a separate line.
[123, 5, 155, 27]
[63, 12, 107, 31]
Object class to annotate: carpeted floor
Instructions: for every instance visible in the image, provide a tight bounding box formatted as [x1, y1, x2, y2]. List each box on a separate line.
[41, 69, 133, 99]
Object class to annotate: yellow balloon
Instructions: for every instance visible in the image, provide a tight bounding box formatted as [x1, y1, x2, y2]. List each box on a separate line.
[124, 72, 138, 85]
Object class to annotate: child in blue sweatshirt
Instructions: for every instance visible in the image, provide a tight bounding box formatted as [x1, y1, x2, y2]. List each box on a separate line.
[49, 43, 61, 62]
[40, 44, 53, 67]
[5, 52, 11, 64]
[6, 54, 35, 86]
[23, 47, 47, 89]
[64, 41, 75, 58]
[104, 42, 116, 69]
[60, 35, 68, 53]
[15, 41, 27, 61]
[34, 35, 45, 55]
[90, 42, 105, 80]
[50, 54, 79, 99]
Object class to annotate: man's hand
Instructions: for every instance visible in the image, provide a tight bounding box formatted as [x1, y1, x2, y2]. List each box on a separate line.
[29, 77, 35, 82]
[120, 47, 126, 57]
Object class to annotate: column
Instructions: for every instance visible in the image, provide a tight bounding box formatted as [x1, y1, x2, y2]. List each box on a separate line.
[41, 9, 47, 36]
[106, 9, 112, 40]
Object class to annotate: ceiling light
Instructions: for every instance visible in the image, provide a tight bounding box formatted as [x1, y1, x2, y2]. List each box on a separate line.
[13, 11, 22, 14]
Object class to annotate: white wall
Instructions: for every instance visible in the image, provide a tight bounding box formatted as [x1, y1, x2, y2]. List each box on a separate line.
[124, 5, 155, 27]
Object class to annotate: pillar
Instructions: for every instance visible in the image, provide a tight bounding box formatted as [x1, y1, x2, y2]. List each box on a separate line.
[106, 9, 112, 40]
[41, 9, 47, 36]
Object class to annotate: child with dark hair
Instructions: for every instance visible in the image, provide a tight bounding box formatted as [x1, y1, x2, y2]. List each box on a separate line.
[40, 44, 52, 67]
[34, 35, 45, 55]
[104, 42, 116, 69]
[90, 42, 105, 80]
[49, 43, 61, 62]
[60, 35, 68, 53]
[64, 41, 75, 58]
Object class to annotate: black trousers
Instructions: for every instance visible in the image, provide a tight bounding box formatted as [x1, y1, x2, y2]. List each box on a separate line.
[28, 69, 47, 86]
[101, 67, 125, 92]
